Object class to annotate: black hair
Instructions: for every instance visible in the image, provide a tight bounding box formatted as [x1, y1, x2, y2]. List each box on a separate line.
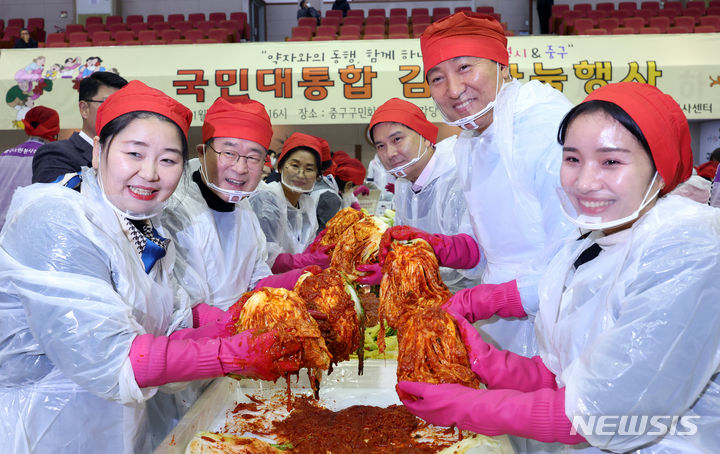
[557, 99, 655, 168]
[98, 111, 189, 162]
[335, 176, 350, 194]
[278, 146, 322, 176]
[710, 147, 720, 162]
[78, 71, 128, 102]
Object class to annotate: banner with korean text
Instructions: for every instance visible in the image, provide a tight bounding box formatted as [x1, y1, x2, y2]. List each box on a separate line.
[1, 33, 719, 131]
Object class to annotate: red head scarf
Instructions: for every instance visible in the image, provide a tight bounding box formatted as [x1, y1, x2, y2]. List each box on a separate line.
[420, 12, 508, 77]
[368, 98, 438, 144]
[584, 82, 692, 195]
[278, 132, 323, 167]
[96, 80, 192, 138]
[22, 106, 60, 142]
[332, 150, 367, 186]
[202, 97, 273, 149]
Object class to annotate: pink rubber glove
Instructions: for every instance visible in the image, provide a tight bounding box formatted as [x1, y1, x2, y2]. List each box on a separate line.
[447, 310, 557, 392]
[306, 229, 328, 252]
[254, 267, 306, 290]
[385, 182, 395, 194]
[130, 329, 302, 387]
[350, 202, 362, 211]
[397, 381, 586, 445]
[355, 263, 382, 285]
[379, 226, 481, 269]
[271, 246, 331, 274]
[353, 185, 370, 196]
[443, 280, 526, 322]
[192, 302, 226, 328]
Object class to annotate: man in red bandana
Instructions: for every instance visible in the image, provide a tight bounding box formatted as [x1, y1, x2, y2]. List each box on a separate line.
[382, 12, 576, 363]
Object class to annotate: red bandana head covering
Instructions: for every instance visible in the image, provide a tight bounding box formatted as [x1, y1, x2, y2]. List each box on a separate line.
[278, 132, 323, 166]
[583, 82, 692, 195]
[420, 12, 508, 77]
[22, 106, 60, 142]
[96, 80, 192, 138]
[368, 98, 438, 144]
[202, 97, 273, 149]
[332, 150, 366, 186]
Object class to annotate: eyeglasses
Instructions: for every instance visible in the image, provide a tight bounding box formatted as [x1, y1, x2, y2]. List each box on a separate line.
[285, 163, 318, 177]
[82, 99, 105, 104]
[207, 143, 264, 169]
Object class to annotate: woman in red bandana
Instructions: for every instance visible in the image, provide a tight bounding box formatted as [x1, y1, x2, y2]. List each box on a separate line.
[398, 83, 720, 454]
[0, 81, 300, 454]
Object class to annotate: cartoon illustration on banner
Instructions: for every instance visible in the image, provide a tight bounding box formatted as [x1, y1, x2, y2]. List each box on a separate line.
[5, 53, 121, 129]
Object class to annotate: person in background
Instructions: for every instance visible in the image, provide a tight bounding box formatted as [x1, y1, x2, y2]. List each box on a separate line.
[332, 0, 350, 17]
[249, 132, 330, 273]
[262, 153, 273, 181]
[331, 150, 367, 210]
[13, 28, 38, 48]
[308, 134, 343, 233]
[536, 0, 554, 34]
[364, 153, 396, 211]
[32, 71, 128, 183]
[297, 0, 321, 23]
[398, 82, 720, 454]
[0, 105, 59, 229]
[695, 146, 720, 181]
[0, 80, 300, 453]
[363, 98, 482, 292]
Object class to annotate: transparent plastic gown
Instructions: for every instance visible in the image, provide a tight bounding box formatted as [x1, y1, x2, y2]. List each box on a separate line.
[536, 195, 720, 453]
[0, 168, 193, 454]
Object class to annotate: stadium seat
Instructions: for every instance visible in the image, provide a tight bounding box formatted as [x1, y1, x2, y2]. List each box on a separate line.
[586, 28, 609, 35]
[639, 26, 661, 33]
[390, 8, 408, 17]
[161, 29, 182, 41]
[343, 17, 364, 27]
[365, 16, 386, 27]
[167, 14, 185, 25]
[291, 26, 313, 40]
[694, 25, 717, 33]
[208, 28, 231, 42]
[85, 16, 103, 27]
[674, 16, 697, 30]
[298, 17, 318, 30]
[184, 29, 205, 42]
[648, 16, 671, 33]
[611, 26, 635, 34]
[46, 33, 67, 46]
[90, 31, 112, 43]
[67, 31, 89, 43]
[364, 25, 386, 36]
[126, 15, 144, 25]
[147, 15, 164, 25]
[188, 13, 206, 23]
[368, 9, 386, 17]
[596, 2, 615, 11]
[209, 12, 227, 25]
[346, 10, 364, 19]
[388, 16, 408, 26]
[106, 16, 123, 26]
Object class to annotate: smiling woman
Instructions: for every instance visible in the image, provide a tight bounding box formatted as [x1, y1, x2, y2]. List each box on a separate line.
[0, 81, 304, 453]
[94, 113, 187, 220]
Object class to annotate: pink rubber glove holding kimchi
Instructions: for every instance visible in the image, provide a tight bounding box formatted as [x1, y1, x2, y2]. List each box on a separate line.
[130, 329, 301, 387]
[379, 226, 481, 269]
